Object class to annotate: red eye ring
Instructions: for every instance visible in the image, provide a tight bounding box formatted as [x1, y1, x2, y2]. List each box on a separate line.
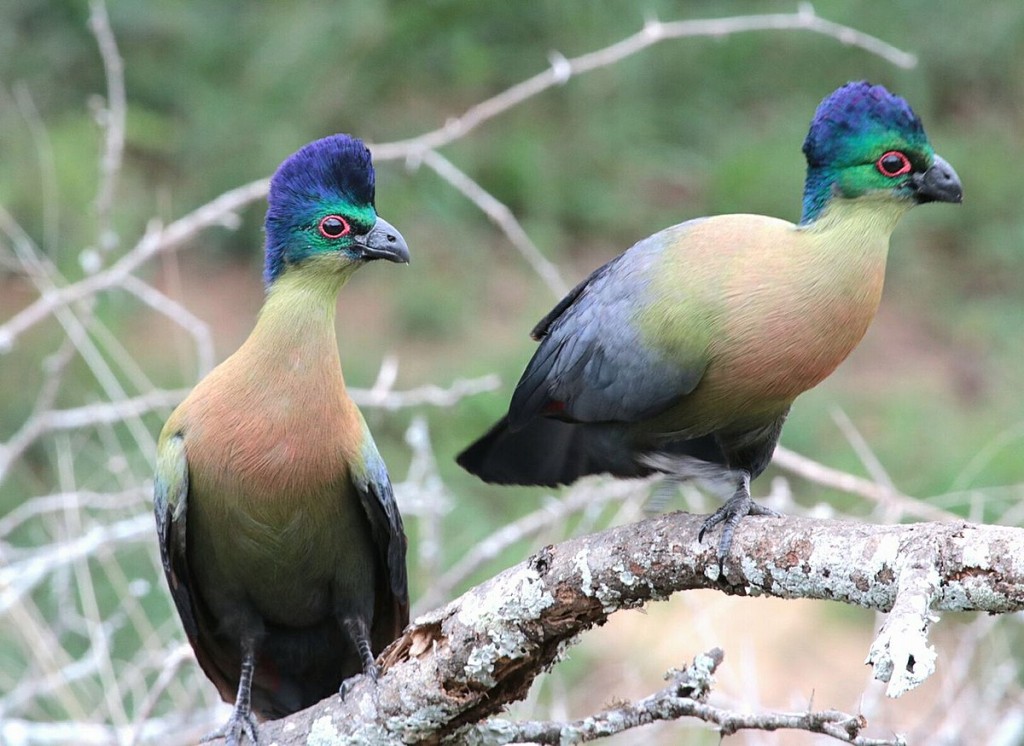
[876, 151, 912, 178]
[318, 215, 351, 239]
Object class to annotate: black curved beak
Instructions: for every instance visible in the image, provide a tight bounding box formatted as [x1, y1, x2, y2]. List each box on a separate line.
[355, 216, 410, 263]
[911, 154, 962, 205]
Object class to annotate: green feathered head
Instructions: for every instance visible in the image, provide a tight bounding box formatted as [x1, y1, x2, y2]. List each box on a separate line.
[263, 135, 409, 286]
[800, 82, 961, 223]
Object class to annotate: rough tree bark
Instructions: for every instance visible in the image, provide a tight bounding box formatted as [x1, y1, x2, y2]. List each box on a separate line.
[256, 511, 1024, 744]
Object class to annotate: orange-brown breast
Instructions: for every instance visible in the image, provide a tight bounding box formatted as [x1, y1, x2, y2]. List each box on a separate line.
[169, 325, 374, 627]
[646, 212, 892, 434]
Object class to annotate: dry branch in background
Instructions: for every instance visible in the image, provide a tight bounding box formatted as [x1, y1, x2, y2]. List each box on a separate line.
[475, 647, 902, 746]
[4, 4, 1024, 746]
[0, 4, 919, 356]
[371, 4, 916, 162]
[258, 512, 1024, 744]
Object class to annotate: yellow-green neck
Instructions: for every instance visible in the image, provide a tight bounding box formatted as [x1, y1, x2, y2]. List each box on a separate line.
[242, 259, 361, 379]
[792, 194, 911, 303]
[787, 199, 905, 328]
[801, 194, 912, 243]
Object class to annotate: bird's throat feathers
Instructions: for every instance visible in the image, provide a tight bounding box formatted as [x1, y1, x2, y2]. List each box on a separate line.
[253, 260, 352, 349]
[801, 193, 911, 243]
[268, 251, 359, 300]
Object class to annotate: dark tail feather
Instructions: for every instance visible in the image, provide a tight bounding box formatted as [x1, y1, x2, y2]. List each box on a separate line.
[458, 414, 730, 488]
[457, 415, 645, 487]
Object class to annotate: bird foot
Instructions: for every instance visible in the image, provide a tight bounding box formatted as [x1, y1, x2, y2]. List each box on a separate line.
[339, 661, 379, 701]
[200, 707, 259, 746]
[698, 491, 780, 564]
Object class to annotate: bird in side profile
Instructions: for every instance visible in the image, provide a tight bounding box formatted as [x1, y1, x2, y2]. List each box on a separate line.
[154, 134, 410, 745]
[458, 82, 962, 561]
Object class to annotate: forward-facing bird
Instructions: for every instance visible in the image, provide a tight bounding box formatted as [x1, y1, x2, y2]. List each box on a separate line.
[154, 135, 410, 744]
[458, 82, 962, 560]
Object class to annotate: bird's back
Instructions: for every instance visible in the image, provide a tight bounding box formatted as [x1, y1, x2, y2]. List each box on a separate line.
[459, 208, 895, 486]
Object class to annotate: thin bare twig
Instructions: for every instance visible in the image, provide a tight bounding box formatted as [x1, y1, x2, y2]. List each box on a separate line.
[120, 275, 215, 376]
[127, 643, 194, 746]
[350, 372, 502, 410]
[831, 406, 897, 493]
[11, 84, 61, 255]
[371, 6, 915, 161]
[772, 445, 958, 522]
[419, 149, 569, 297]
[0, 178, 268, 352]
[0, 514, 153, 614]
[0, 715, 207, 746]
[0, 487, 147, 542]
[477, 649, 901, 745]
[397, 417, 451, 588]
[0, 389, 189, 482]
[88, 0, 126, 253]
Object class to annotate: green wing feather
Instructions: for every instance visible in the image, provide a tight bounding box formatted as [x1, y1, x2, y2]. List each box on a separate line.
[153, 431, 199, 642]
[350, 428, 409, 609]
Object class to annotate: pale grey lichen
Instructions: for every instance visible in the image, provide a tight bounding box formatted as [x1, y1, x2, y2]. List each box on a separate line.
[950, 539, 1004, 607]
[573, 547, 593, 596]
[961, 540, 992, 569]
[866, 614, 938, 697]
[457, 718, 522, 745]
[306, 714, 339, 746]
[594, 582, 621, 613]
[941, 574, 973, 609]
[703, 562, 722, 582]
[865, 556, 941, 697]
[464, 645, 501, 687]
[742, 531, 902, 610]
[613, 560, 638, 588]
[386, 703, 456, 742]
[457, 566, 555, 686]
[691, 650, 718, 678]
[739, 552, 767, 596]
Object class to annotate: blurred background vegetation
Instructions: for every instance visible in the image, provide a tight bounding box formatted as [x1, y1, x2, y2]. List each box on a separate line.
[1, 1, 1022, 744]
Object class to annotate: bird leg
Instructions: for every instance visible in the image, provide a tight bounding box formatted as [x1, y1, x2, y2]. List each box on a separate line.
[698, 471, 780, 563]
[338, 615, 379, 700]
[201, 634, 260, 745]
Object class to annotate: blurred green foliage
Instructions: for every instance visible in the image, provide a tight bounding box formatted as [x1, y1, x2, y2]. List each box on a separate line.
[2, 0, 1023, 584]
[1, 2, 1023, 736]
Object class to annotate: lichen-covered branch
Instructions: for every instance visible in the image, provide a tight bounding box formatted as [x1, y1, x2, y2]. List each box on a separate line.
[258, 512, 1024, 744]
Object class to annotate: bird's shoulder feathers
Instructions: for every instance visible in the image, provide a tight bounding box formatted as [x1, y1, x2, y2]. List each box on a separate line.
[509, 219, 717, 429]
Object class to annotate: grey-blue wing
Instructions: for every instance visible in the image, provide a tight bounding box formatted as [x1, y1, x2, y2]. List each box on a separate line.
[509, 222, 708, 429]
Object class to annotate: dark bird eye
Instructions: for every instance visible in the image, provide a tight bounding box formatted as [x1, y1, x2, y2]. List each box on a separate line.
[318, 215, 351, 239]
[876, 151, 912, 178]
